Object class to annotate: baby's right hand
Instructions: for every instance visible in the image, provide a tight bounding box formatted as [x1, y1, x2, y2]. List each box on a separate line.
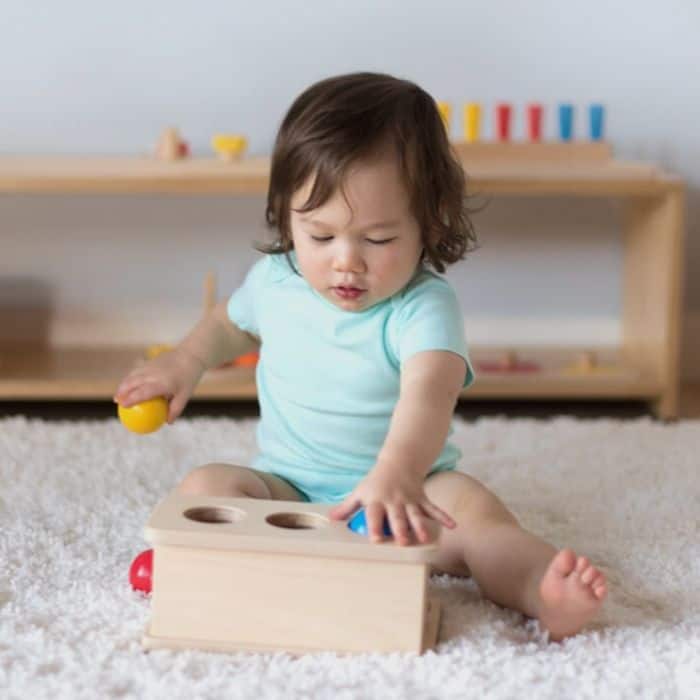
[113, 348, 206, 423]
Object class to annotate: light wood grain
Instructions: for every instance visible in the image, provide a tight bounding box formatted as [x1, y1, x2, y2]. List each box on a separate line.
[0, 154, 681, 195]
[0, 344, 663, 401]
[143, 491, 438, 654]
[0, 147, 685, 416]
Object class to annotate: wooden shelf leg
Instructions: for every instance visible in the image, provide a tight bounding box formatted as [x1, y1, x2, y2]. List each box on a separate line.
[622, 189, 685, 420]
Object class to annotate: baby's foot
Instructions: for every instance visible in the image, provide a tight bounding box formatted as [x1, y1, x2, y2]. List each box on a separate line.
[537, 548, 607, 641]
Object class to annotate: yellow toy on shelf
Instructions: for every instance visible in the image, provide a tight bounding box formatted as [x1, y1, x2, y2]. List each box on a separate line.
[145, 344, 173, 360]
[211, 134, 248, 161]
[562, 350, 621, 376]
[436, 101, 451, 133]
[463, 103, 482, 142]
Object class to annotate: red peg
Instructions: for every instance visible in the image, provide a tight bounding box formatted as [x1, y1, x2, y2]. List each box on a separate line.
[527, 103, 543, 142]
[129, 549, 153, 593]
[495, 103, 512, 141]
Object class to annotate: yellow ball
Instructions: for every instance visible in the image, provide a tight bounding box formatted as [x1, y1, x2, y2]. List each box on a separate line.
[118, 397, 168, 434]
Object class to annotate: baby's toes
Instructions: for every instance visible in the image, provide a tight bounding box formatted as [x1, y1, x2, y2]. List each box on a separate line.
[580, 564, 597, 585]
[574, 555, 590, 576]
[591, 572, 607, 598]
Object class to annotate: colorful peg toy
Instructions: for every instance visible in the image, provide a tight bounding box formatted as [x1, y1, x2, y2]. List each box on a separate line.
[136, 492, 441, 654]
[442, 100, 605, 145]
[128, 511, 393, 596]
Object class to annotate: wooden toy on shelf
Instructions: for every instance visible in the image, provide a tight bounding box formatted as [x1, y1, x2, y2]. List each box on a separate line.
[562, 350, 621, 376]
[463, 102, 482, 142]
[232, 351, 259, 367]
[589, 104, 605, 141]
[436, 101, 452, 132]
[527, 103, 543, 142]
[211, 134, 248, 162]
[141, 490, 441, 654]
[450, 102, 624, 173]
[558, 103, 574, 141]
[495, 102, 512, 142]
[146, 343, 173, 359]
[475, 350, 540, 374]
[155, 127, 189, 161]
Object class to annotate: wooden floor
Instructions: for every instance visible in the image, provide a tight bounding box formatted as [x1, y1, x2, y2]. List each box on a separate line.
[1, 382, 699, 421]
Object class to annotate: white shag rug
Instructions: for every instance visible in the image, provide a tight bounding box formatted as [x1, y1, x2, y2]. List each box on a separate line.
[1, 414, 699, 699]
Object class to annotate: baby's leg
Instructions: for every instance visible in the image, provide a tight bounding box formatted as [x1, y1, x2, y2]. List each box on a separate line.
[178, 463, 306, 501]
[424, 471, 607, 641]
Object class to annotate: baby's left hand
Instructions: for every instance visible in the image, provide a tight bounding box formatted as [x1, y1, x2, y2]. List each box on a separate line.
[328, 465, 456, 545]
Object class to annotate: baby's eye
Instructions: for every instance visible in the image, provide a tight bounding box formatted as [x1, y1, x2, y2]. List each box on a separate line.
[311, 235, 333, 242]
[366, 237, 397, 245]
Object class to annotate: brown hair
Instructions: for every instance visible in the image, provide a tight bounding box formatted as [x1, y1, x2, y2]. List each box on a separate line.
[258, 72, 478, 273]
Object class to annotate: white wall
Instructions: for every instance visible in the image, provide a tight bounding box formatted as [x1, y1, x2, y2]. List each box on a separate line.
[2, 1, 698, 357]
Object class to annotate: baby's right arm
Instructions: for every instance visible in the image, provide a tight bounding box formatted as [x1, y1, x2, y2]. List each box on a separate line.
[113, 300, 259, 423]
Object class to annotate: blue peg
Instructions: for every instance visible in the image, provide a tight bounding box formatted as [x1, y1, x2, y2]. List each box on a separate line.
[589, 103, 605, 141]
[348, 509, 392, 537]
[558, 103, 574, 141]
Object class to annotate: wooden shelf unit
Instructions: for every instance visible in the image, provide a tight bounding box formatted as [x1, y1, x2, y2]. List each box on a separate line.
[0, 146, 685, 418]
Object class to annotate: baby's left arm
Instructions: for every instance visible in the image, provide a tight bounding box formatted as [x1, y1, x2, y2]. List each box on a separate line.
[329, 350, 466, 544]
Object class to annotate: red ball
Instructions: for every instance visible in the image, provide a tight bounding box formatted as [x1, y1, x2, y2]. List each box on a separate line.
[129, 549, 153, 593]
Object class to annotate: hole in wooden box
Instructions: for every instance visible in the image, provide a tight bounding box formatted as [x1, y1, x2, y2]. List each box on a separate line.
[183, 506, 246, 524]
[266, 512, 328, 530]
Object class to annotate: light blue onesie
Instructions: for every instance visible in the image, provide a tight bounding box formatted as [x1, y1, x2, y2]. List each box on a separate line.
[227, 251, 475, 503]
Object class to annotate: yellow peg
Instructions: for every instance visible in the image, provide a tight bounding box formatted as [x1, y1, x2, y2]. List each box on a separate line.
[436, 101, 452, 135]
[463, 103, 482, 142]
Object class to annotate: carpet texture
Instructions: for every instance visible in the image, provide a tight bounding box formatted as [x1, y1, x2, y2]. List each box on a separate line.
[1, 415, 699, 699]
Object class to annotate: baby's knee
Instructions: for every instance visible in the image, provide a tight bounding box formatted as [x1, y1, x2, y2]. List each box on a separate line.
[427, 471, 518, 527]
[178, 463, 271, 500]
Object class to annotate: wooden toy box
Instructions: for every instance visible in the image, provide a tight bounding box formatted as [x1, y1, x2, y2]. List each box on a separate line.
[142, 491, 441, 655]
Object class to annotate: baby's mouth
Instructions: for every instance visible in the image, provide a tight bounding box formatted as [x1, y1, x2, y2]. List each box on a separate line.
[333, 286, 366, 300]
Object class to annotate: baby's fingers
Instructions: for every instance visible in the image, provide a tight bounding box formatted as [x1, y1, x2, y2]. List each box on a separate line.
[421, 500, 456, 530]
[116, 379, 169, 408]
[114, 372, 151, 403]
[365, 502, 388, 543]
[406, 504, 434, 543]
[167, 393, 188, 424]
[386, 504, 411, 546]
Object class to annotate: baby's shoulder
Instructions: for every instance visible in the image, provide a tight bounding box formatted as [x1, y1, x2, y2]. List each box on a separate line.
[267, 251, 299, 283]
[246, 252, 298, 289]
[390, 268, 456, 314]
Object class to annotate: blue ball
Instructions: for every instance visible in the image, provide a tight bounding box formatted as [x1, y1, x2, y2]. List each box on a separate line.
[348, 509, 392, 537]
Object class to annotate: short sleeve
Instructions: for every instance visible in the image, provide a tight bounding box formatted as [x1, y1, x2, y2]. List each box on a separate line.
[227, 256, 271, 337]
[392, 275, 475, 388]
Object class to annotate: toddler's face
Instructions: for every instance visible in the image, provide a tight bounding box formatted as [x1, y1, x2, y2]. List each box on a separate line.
[289, 151, 423, 312]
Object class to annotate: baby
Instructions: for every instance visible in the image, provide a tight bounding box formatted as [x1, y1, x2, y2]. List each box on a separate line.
[115, 72, 606, 641]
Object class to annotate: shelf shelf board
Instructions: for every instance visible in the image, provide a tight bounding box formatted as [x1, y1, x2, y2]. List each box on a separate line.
[0, 155, 682, 197]
[0, 346, 257, 400]
[0, 345, 661, 402]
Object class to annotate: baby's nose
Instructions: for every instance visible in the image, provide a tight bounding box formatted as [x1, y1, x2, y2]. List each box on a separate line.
[333, 248, 365, 272]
